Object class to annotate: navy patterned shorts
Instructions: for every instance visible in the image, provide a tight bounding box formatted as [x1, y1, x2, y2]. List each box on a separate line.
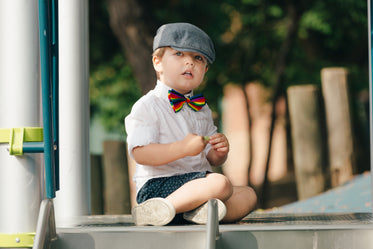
[136, 171, 208, 204]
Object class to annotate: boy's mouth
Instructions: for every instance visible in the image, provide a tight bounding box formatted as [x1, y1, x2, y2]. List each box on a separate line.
[182, 70, 193, 77]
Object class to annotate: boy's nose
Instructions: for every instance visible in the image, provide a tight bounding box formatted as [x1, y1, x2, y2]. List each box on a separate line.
[185, 56, 194, 65]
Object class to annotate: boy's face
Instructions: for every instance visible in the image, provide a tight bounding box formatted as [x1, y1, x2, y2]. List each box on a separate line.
[153, 47, 209, 94]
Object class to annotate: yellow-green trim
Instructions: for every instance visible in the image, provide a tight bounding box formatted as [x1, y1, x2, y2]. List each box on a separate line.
[0, 233, 35, 248]
[0, 127, 43, 155]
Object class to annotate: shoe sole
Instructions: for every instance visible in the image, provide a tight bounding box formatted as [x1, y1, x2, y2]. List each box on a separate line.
[183, 199, 227, 225]
[132, 198, 175, 226]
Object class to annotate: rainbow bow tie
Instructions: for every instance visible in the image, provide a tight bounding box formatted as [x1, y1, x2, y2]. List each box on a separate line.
[168, 89, 206, 113]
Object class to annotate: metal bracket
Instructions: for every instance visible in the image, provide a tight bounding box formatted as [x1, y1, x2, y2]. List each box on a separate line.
[0, 127, 43, 155]
[0, 232, 35, 248]
[33, 199, 57, 249]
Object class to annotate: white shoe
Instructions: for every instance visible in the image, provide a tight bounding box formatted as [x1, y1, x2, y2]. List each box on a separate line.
[183, 199, 226, 225]
[132, 198, 175, 226]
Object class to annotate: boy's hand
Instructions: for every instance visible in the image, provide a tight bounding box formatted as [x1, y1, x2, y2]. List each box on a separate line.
[182, 133, 208, 156]
[208, 133, 229, 157]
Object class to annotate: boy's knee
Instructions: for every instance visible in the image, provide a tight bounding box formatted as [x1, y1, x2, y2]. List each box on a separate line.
[208, 173, 233, 199]
[239, 186, 258, 211]
[246, 187, 258, 208]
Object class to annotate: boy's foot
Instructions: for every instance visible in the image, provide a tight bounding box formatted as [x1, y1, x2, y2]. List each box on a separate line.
[132, 198, 175, 226]
[183, 199, 226, 225]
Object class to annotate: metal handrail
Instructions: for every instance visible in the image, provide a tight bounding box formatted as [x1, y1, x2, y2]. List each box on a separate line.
[39, 0, 59, 198]
[39, 0, 58, 199]
[51, 0, 60, 192]
[32, 1, 60, 248]
[206, 199, 220, 249]
[33, 199, 57, 249]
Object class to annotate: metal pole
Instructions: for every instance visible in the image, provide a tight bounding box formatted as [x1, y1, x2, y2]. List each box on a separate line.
[52, 0, 60, 191]
[39, 0, 56, 199]
[206, 199, 219, 249]
[33, 199, 57, 249]
[368, 0, 373, 214]
[0, 0, 42, 233]
[54, 0, 91, 226]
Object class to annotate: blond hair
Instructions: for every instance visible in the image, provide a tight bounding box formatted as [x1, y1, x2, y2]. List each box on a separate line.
[152, 47, 166, 79]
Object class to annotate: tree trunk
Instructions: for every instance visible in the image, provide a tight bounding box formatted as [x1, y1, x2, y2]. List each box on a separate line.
[242, 83, 253, 186]
[260, 2, 301, 207]
[106, 0, 156, 94]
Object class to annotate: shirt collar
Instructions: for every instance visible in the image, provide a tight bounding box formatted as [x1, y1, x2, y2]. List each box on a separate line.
[155, 80, 194, 99]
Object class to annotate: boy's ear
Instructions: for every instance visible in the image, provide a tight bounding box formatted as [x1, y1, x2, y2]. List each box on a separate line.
[153, 56, 162, 73]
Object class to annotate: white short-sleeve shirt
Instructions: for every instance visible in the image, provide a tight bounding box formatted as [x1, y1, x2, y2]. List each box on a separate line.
[125, 80, 217, 193]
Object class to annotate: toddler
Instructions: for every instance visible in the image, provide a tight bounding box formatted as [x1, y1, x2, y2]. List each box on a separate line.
[125, 23, 257, 226]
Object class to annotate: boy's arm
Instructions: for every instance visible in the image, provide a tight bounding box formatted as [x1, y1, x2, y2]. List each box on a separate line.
[206, 133, 229, 166]
[132, 133, 208, 166]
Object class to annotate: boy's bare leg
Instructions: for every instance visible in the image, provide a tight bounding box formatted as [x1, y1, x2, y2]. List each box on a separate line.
[165, 173, 233, 213]
[222, 186, 257, 223]
[165, 173, 257, 223]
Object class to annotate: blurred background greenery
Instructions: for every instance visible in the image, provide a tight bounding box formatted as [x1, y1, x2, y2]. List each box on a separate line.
[88, 0, 370, 210]
[89, 0, 368, 137]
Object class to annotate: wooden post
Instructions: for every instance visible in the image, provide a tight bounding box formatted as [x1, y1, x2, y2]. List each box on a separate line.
[126, 144, 138, 208]
[90, 155, 104, 214]
[221, 84, 250, 186]
[287, 85, 327, 200]
[321, 67, 355, 187]
[103, 141, 131, 214]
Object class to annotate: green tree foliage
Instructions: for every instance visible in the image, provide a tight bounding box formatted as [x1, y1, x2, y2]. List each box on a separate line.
[90, 54, 140, 132]
[89, 1, 141, 132]
[90, 0, 368, 133]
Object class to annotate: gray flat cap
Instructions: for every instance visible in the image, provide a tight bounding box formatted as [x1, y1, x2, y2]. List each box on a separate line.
[153, 23, 215, 64]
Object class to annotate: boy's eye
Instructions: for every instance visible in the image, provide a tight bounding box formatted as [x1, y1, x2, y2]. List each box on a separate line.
[195, 55, 203, 61]
[175, 52, 183, 56]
